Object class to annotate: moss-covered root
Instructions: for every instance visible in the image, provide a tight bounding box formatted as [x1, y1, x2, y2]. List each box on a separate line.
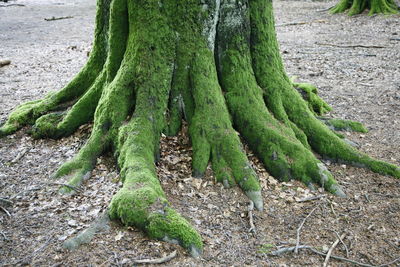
[215, 1, 342, 196]
[291, 80, 332, 116]
[110, 116, 203, 256]
[31, 71, 107, 139]
[52, 131, 107, 194]
[318, 117, 368, 133]
[330, 0, 399, 15]
[0, 0, 112, 138]
[189, 48, 263, 210]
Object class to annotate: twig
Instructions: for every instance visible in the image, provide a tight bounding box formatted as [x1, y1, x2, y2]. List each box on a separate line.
[248, 201, 256, 233]
[332, 230, 349, 257]
[44, 16, 74, 21]
[271, 245, 311, 255]
[317, 6, 334, 12]
[0, 230, 9, 241]
[327, 199, 337, 217]
[0, 206, 11, 217]
[46, 182, 82, 192]
[10, 186, 41, 199]
[276, 19, 326, 27]
[379, 257, 400, 267]
[0, 197, 13, 206]
[0, 59, 11, 67]
[0, 4, 25, 7]
[11, 148, 29, 163]
[15, 234, 54, 264]
[132, 250, 177, 264]
[316, 42, 387, 49]
[323, 233, 346, 267]
[389, 38, 400, 41]
[296, 195, 324, 203]
[295, 205, 319, 253]
[270, 245, 398, 267]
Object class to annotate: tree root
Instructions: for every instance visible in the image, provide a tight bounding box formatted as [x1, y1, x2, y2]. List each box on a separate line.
[1, 0, 399, 256]
[330, 0, 399, 15]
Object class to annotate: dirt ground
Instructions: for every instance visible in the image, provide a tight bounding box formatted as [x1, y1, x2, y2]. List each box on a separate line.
[0, 0, 399, 266]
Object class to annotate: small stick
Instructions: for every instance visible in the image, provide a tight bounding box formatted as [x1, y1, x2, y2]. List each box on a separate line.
[270, 245, 396, 267]
[0, 206, 11, 217]
[327, 199, 337, 217]
[248, 201, 256, 233]
[46, 182, 82, 192]
[330, 230, 349, 257]
[11, 148, 28, 163]
[317, 6, 334, 12]
[132, 250, 177, 264]
[379, 257, 400, 267]
[0, 59, 11, 67]
[271, 245, 311, 255]
[276, 19, 326, 27]
[0, 197, 13, 206]
[316, 43, 386, 49]
[44, 16, 74, 21]
[295, 205, 319, 253]
[296, 195, 324, 203]
[323, 233, 346, 267]
[0, 4, 25, 7]
[0, 230, 9, 241]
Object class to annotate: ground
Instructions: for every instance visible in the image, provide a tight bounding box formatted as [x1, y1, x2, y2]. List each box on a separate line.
[0, 0, 399, 266]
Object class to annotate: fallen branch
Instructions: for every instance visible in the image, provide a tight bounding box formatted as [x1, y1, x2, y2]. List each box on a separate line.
[270, 245, 399, 267]
[0, 230, 9, 241]
[323, 233, 346, 267]
[295, 205, 319, 253]
[11, 148, 29, 163]
[44, 16, 74, 21]
[296, 195, 324, 203]
[0, 206, 11, 217]
[46, 182, 82, 192]
[0, 60, 11, 67]
[248, 201, 256, 233]
[0, 197, 13, 206]
[132, 250, 177, 264]
[389, 38, 400, 41]
[276, 19, 326, 27]
[316, 43, 387, 49]
[0, 4, 25, 7]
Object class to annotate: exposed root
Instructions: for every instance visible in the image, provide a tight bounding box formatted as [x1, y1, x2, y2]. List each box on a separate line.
[63, 210, 110, 250]
[1, 0, 399, 257]
[330, 0, 399, 15]
[291, 80, 332, 116]
[189, 47, 262, 210]
[319, 117, 368, 133]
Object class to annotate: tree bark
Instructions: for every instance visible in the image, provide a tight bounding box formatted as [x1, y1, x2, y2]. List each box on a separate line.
[1, 0, 399, 256]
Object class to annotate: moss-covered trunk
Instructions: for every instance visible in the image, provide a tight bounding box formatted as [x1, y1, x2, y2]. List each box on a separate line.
[330, 0, 399, 15]
[1, 0, 399, 256]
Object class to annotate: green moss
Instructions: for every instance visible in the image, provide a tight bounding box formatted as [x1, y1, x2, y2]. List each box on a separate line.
[147, 207, 203, 253]
[292, 82, 332, 115]
[322, 118, 368, 133]
[330, 0, 398, 15]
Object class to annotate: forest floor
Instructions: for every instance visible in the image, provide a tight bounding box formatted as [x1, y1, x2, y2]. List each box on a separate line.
[0, 0, 399, 266]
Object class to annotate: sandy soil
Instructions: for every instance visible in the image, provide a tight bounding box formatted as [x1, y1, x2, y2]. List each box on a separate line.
[0, 0, 399, 266]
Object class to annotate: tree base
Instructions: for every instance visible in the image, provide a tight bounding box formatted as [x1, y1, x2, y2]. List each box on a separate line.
[1, 0, 399, 255]
[330, 0, 399, 15]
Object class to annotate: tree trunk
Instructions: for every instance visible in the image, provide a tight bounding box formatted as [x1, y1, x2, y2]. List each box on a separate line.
[1, 0, 399, 256]
[331, 0, 399, 15]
